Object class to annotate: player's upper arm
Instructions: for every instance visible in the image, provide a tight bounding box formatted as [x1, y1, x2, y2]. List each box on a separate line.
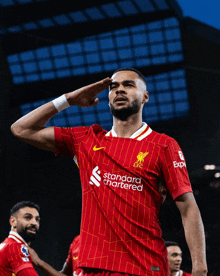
[11, 101, 57, 152]
[175, 192, 199, 218]
[13, 126, 56, 153]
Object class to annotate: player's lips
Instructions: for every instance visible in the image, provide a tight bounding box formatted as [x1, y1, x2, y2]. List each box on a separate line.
[27, 227, 37, 234]
[113, 96, 128, 103]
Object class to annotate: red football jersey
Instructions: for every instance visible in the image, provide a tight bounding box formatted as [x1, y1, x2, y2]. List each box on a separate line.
[66, 235, 82, 276]
[174, 271, 191, 276]
[182, 271, 191, 276]
[0, 231, 34, 276]
[55, 123, 192, 275]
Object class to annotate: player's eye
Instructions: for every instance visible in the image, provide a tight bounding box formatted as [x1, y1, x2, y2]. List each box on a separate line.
[125, 83, 134, 87]
[110, 85, 117, 89]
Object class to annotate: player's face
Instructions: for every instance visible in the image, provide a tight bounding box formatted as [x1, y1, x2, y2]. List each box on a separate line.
[167, 246, 182, 272]
[11, 207, 40, 243]
[109, 71, 148, 120]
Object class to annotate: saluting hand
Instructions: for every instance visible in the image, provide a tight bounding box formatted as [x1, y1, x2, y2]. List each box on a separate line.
[65, 77, 112, 107]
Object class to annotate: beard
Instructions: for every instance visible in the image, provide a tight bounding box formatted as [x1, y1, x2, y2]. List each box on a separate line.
[109, 99, 141, 121]
[19, 226, 38, 243]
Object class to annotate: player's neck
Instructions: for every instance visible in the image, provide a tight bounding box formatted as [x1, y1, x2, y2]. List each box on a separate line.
[10, 230, 31, 245]
[170, 270, 180, 276]
[112, 114, 143, 138]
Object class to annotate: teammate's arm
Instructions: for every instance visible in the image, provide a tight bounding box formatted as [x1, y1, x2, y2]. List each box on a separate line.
[175, 192, 208, 276]
[11, 78, 112, 152]
[28, 247, 70, 276]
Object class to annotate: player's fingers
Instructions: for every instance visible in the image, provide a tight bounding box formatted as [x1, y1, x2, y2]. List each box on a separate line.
[89, 98, 99, 106]
[89, 77, 112, 90]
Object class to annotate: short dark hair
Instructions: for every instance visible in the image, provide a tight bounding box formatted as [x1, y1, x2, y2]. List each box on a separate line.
[10, 201, 40, 217]
[112, 68, 147, 86]
[165, 241, 179, 248]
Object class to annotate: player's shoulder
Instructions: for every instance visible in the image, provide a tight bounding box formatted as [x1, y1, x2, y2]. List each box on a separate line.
[90, 124, 107, 135]
[0, 237, 15, 251]
[148, 130, 176, 147]
[0, 238, 24, 260]
[2, 238, 28, 254]
[0, 238, 10, 256]
[67, 124, 105, 134]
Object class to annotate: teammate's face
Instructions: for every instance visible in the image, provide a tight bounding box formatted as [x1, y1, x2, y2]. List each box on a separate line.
[109, 71, 148, 120]
[167, 246, 182, 273]
[10, 207, 40, 243]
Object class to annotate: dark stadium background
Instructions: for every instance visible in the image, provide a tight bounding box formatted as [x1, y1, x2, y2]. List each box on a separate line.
[0, 0, 220, 274]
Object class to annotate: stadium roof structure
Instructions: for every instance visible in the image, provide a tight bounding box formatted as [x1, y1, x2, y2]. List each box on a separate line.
[1, 0, 220, 130]
[1, 0, 183, 54]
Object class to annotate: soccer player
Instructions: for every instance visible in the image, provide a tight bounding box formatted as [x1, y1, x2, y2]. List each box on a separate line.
[165, 241, 191, 276]
[11, 68, 207, 276]
[0, 201, 40, 276]
[28, 235, 82, 276]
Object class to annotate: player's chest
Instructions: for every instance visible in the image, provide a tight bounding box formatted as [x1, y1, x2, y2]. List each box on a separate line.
[81, 138, 161, 173]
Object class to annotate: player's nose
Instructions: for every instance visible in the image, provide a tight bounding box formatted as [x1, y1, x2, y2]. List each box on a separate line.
[116, 88, 126, 94]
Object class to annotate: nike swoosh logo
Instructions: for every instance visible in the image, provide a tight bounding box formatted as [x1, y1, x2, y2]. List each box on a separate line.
[73, 256, 78, 260]
[93, 146, 105, 151]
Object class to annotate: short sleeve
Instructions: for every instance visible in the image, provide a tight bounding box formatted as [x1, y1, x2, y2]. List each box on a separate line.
[54, 126, 90, 157]
[9, 244, 34, 275]
[54, 127, 75, 157]
[161, 138, 192, 200]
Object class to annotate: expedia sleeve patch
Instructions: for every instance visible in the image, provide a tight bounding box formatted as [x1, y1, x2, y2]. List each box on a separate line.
[151, 266, 160, 271]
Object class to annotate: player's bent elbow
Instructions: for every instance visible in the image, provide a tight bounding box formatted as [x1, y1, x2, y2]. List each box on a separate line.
[10, 122, 30, 140]
[11, 122, 20, 137]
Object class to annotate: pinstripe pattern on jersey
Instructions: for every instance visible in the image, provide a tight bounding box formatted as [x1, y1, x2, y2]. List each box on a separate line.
[54, 124, 192, 275]
[0, 232, 33, 276]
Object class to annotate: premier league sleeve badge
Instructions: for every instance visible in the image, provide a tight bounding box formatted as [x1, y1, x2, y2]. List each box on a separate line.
[21, 244, 30, 257]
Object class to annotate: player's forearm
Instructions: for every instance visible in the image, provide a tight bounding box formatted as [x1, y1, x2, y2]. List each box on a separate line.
[11, 101, 58, 138]
[36, 259, 66, 276]
[182, 205, 207, 275]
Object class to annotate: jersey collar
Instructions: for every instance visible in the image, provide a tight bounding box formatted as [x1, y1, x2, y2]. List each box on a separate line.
[174, 271, 183, 276]
[105, 122, 152, 141]
[9, 231, 28, 246]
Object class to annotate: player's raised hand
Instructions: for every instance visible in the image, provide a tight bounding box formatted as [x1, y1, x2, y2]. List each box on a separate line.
[65, 77, 112, 107]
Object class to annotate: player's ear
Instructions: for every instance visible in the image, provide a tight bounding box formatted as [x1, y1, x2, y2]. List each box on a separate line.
[10, 216, 17, 228]
[142, 91, 149, 104]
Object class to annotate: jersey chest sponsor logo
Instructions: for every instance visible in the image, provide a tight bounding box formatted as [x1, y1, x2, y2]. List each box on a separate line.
[89, 166, 143, 191]
[133, 152, 149, 168]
